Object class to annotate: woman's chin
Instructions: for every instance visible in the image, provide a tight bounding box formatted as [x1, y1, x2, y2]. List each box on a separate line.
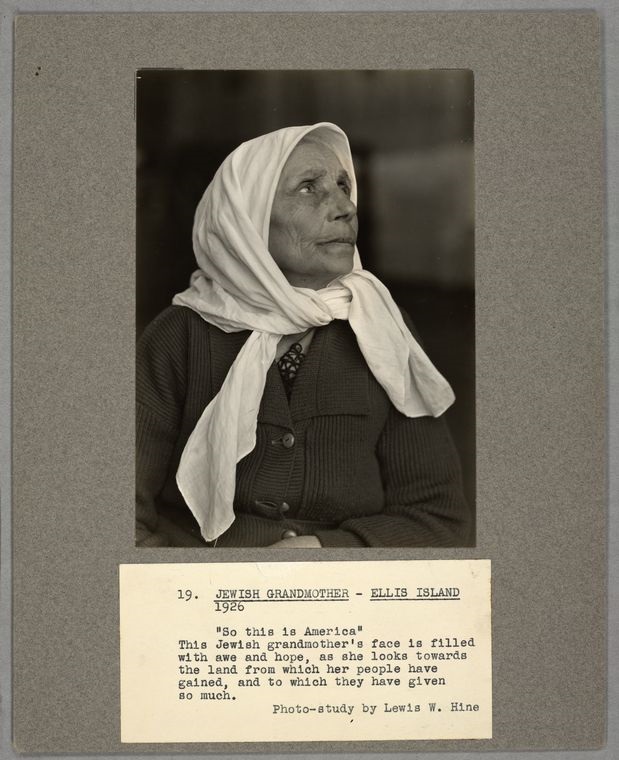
[321, 244, 355, 269]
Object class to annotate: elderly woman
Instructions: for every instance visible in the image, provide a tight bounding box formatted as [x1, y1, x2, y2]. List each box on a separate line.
[136, 123, 470, 548]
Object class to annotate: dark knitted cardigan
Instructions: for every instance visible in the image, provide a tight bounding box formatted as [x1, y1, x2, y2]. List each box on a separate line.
[136, 305, 471, 548]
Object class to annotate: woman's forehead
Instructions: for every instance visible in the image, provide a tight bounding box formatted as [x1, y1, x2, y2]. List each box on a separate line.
[280, 139, 347, 180]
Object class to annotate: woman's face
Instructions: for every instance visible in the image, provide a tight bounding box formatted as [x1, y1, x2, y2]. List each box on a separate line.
[268, 139, 358, 290]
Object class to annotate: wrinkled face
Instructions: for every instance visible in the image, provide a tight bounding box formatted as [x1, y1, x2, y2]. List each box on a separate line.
[268, 139, 358, 290]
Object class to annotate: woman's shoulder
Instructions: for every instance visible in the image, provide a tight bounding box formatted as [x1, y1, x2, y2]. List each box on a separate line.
[139, 305, 226, 351]
[138, 305, 250, 366]
[136, 306, 212, 377]
[140, 304, 206, 339]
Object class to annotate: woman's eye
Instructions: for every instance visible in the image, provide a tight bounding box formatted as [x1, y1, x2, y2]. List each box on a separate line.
[339, 183, 351, 196]
[299, 182, 314, 194]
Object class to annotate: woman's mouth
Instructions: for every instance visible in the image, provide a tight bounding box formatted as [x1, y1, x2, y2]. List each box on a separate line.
[318, 237, 356, 246]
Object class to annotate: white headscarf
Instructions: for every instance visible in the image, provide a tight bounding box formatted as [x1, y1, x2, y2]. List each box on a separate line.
[173, 123, 455, 542]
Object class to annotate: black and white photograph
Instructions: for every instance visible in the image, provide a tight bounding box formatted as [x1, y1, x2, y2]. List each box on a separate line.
[135, 70, 475, 549]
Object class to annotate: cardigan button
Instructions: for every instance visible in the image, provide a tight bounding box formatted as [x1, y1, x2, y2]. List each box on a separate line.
[281, 432, 295, 448]
[281, 529, 298, 539]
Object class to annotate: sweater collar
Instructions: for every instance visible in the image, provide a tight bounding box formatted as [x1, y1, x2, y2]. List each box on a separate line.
[258, 321, 371, 428]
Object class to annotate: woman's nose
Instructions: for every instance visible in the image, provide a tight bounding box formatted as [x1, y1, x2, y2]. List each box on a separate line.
[330, 188, 357, 221]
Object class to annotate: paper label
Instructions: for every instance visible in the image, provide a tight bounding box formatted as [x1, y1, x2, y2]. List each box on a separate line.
[120, 560, 492, 742]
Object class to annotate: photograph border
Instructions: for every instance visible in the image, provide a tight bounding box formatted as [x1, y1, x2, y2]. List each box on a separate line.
[134, 67, 476, 550]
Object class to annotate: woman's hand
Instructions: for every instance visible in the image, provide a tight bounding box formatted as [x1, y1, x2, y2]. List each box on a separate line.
[269, 535, 322, 548]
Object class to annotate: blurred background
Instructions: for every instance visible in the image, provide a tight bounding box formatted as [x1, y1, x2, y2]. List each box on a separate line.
[136, 69, 475, 534]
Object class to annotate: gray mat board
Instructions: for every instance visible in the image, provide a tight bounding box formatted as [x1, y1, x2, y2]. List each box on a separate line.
[2, 1, 616, 760]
